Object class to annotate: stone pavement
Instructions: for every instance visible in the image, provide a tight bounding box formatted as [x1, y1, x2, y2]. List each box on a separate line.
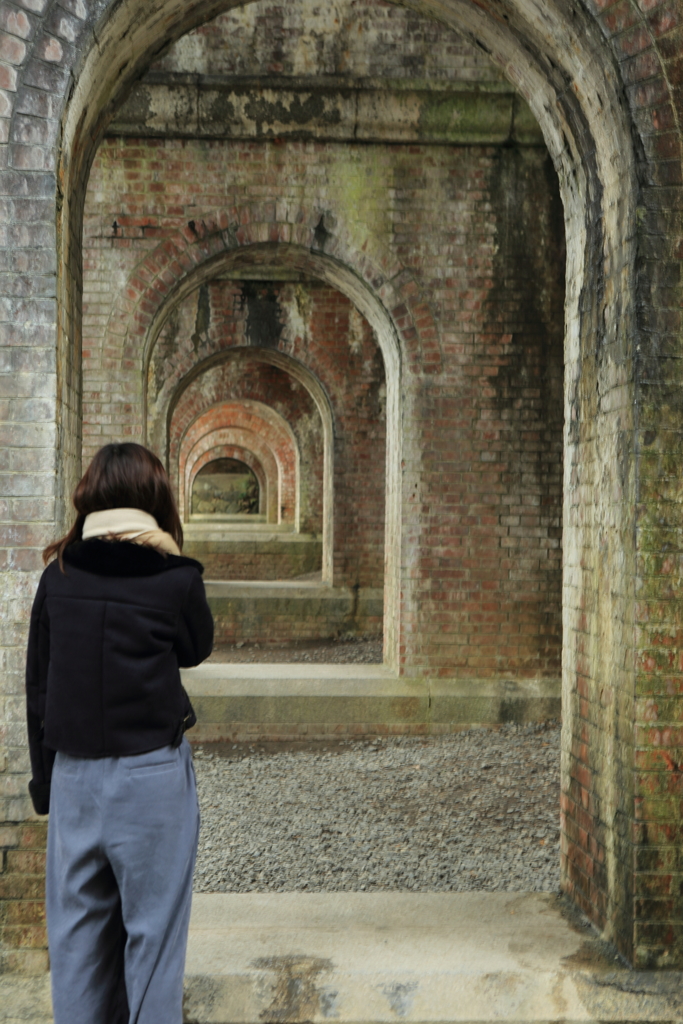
[4, 891, 682, 1022]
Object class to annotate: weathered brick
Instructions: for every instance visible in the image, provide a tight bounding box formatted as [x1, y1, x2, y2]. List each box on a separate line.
[0, 8, 32, 40]
[0, 922, 47, 948]
[0, 0, 681, 977]
[0, 32, 26, 65]
[0, 872, 44, 900]
[21, 55, 69, 93]
[0, 63, 17, 92]
[2, 898, 45, 924]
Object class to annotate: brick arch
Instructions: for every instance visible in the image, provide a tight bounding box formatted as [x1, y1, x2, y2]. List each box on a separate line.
[138, 258, 386, 588]
[52, 0, 647, 548]
[176, 401, 299, 526]
[105, 214, 439, 385]
[152, 248, 393, 593]
[161, 349, 333, 472]
[137, 243, 396, 593]
[163, 350, 326, 551]
[185, 431, 279, 524]
[3, 0, 683, 966]
[189, 445, 269, 519]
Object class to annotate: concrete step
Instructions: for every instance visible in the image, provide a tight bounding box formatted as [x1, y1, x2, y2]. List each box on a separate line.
[6, 892, 681, 1022]
[184, 526, 322, 580]
[183, 891, 682, 1022]
[204, 581, 383, 644]
[182, 663, 561, 741]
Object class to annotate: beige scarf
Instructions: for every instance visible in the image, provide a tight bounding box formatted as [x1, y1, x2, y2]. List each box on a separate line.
[82, 508, 180, 556]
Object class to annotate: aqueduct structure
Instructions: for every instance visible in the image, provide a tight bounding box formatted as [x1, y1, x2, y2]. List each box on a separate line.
[0, 0, 682, 974]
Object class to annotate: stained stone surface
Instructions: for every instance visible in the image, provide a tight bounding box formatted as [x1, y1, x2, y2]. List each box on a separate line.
[183, 891, 683, 1023]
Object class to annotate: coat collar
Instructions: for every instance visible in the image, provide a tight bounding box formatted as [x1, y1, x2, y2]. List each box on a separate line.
[62, 539, 204, 578]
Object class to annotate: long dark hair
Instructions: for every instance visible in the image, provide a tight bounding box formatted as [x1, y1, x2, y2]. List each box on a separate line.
[44, 443, 183, 566]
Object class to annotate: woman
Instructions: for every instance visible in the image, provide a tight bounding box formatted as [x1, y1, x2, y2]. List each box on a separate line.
[25, 442, 214, 1024]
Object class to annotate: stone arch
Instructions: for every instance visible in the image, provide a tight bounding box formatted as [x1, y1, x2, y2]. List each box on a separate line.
[176, 401, 299, 526]
[190, 446, 268, 519]
[56, 0, 641, 539]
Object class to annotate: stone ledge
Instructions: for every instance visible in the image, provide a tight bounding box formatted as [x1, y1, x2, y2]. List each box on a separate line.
[182, 665, 561, 739]
[185, 533, 323, 580]
[205, 584, 383, 643]
[203, 581, 381, 597]
[186, 531, 319, 545]
[108, 77, 545, 146]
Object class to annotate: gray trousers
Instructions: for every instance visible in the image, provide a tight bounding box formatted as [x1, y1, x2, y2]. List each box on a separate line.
[46, 739, 199, 1024]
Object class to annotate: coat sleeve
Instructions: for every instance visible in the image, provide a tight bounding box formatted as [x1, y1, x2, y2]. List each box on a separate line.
[175, 569, 214, 668]
[25, 572, 55, 815]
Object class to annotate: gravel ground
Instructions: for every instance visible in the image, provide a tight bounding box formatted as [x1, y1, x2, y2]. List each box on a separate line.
[207, 636, 383, 664]
[193, 722, 561, 894]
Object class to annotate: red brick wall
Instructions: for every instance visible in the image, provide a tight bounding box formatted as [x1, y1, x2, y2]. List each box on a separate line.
[404, 149, 565, 679]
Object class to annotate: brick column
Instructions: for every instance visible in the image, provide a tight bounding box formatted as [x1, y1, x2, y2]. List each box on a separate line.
[0, 823, 48, 974]
[570, 0, 683, 969]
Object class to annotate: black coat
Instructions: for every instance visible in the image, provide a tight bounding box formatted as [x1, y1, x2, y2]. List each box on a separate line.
[25, 539, 214, 815]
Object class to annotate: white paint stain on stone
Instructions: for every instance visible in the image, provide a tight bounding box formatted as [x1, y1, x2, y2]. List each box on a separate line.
[280, 284, 310, 350]
[348, 305, 365, 356]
